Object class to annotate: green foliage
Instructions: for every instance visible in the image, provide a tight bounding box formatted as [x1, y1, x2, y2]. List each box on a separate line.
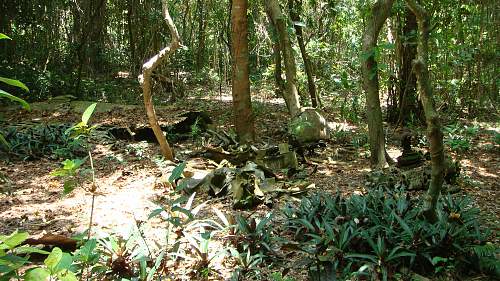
[0, 231, 50, 280]
[0, 96, 93, 162]
[229, 247, 265, 280]
[0, 33, 32, 149]
[66, 103, 98, 139]
[472, 243, 500, 274]
[282, 188, 498, 279]
[0, 77, 30, 92]
[50, 158, 87, 194]
[220, 211, 275, 280]
[350, 132, 369, 149]
[190, 117, 202, 139]
[444, 123, 479, 152]
[232, 213, 274, 257]
[0, 34, 30, 111]
[1, 229, 157, 281]
[339, 94, 362, 123]
[50, 103, 98, 194]
[270, 271, 295, 281]
[0, 123, 86, 161]
[0, 89, 30, 111]
[24, 247, 78, 281]
[493, 131, 500, 145]
[149, 186, 230, 278]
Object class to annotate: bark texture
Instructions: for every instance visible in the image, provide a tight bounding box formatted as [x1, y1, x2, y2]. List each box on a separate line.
[266, 0, 302, 117]
[266, 14, 285, 97]
[361, 0, 395, 168]
[138, 1, 182, 161]
[406, 0, 445, 221]
[231, 0, 255, 143]
[396, 8, 421, 126]
[289, 0, 319, 108]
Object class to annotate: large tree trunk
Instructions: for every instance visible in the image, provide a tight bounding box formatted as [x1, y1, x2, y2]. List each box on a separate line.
[138, 1, 182, 161]
[361, 0, 395, 168]
[231, 0, 255, 143]
[266, 0, 301, 117]
[289, 0, 319, 108]
[405, 0, 445, 222]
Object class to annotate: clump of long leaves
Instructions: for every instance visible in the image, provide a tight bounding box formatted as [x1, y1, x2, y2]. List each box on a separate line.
[0, 123, 87, 161]
[282, 188, 499, 280]
[212, 208, 277, 280]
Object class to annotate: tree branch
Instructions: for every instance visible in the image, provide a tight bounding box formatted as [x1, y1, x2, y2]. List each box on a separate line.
[138, 0, 182, 160]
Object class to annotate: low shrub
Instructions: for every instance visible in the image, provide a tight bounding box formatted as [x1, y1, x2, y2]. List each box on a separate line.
[282, 188, 499, 280]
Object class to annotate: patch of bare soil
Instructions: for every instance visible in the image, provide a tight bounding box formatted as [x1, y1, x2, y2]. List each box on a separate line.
[0, 95, 498, 280]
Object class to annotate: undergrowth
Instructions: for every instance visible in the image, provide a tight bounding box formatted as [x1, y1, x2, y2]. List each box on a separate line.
[281, 188, 499, 280]
[1, 161, 498, 280]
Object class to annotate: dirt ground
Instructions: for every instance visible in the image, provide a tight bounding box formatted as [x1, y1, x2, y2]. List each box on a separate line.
[0, 93, 498, 280]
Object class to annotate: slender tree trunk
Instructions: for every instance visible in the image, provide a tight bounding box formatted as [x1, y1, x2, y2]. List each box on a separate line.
[272, 38, 285, 97]
[266, 12, 285, 98]
[396, 7, 421, 126]
[405, 0, 445, 222]
[231, 0, 255, 143]
[289, 0, 318, 108]
[127, 0, 137, 73]
[88, 0, 107, 74]
[139, 1, 182, 161]
[361, 0, 395, 168]
[181, 1, 190, 41]
[266, 0, 301, 117]
[74, 0, 106, 95]
[195, 0, 207, 71]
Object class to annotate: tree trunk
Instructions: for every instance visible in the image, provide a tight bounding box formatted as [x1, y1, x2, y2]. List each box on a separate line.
[231, 0, 255, 143]
[87, 0, 107, 74]
[405, 0, 445, 222]
[396, 7, 421, 127]
[289, 0, 319, 108]
[272, 38, 285, 97]
[195, 0, 207, 71]
[127, 0, 137, 73]
[73, 0, 107, 95]
[361, 0, 395, 168]
[181, 1, 190, 41]
[266, 12, 285, 98]
[138, 1, 182, 161]
[266, 0, 301, 117]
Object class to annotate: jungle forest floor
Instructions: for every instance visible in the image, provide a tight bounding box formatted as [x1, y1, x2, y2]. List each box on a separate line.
[0, 87, 498, 280]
